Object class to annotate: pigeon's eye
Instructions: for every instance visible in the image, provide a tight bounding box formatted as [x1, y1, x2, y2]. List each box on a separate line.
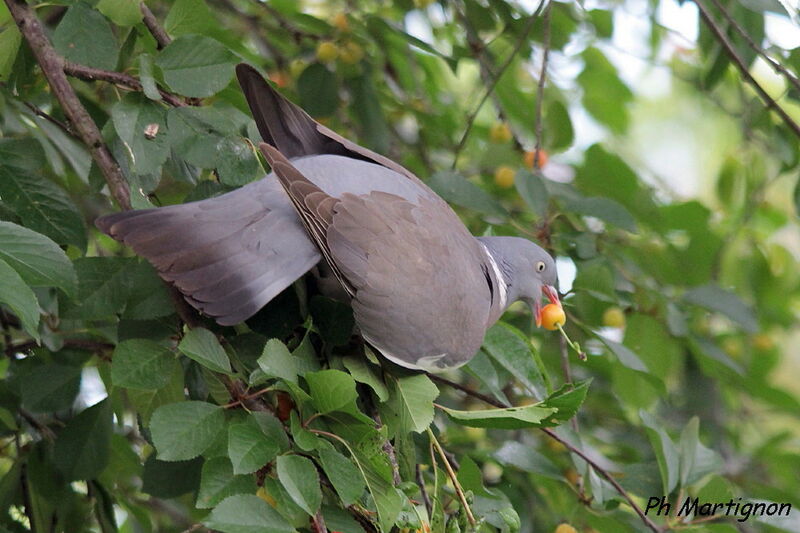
[535, 261, 546, 273]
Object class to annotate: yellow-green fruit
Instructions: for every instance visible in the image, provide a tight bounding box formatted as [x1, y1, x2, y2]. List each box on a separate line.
[316, 41, 339, 63]
[289, 59, 306, 78]
[722, 338, 742, 358]
[331, 13, 349, 32]
[489, 122, 513, 143]
[753, 334, 774, 351]
[602, 307, 626, 328]
[555, 524, 578, 533]
[339, 41, 364, 64]
[494, 165, 515, 188]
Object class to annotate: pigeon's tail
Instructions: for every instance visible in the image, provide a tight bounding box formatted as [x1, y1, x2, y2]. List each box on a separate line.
[95, 181, 321, 325]
[236, 64, 346, 160]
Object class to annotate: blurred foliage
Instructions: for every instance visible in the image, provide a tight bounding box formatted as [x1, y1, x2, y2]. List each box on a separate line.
[0, 0, 798, 532]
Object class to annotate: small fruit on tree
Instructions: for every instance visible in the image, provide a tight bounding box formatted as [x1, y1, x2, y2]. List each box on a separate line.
[494, 165, 516, 188]
[524, 148, 549, 169]
[316, 41, 339, 63]
[331, 13, 349, 32]
[489, 122, 513, 142]
[555, 524, 578, 533]
[602, 306, 626, 328]
[339, 41, 364, 64]
[541, 303, 566, 330]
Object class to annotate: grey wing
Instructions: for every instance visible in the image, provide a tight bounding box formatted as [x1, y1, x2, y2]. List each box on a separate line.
[328, 193, 491, 371]
[96, 178, 320, 325]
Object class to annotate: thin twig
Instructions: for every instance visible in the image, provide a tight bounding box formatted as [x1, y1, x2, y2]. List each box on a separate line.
[427, 428, 476, 526]
[63, 61, 186, 107]
[416, 463, 433, 519]
[451, 0, 546, 168]
[704, 0, 800, 95]
[532, 1, 551, 169]
[140, 3, 171, 49]
[433, 377, 662, 532]
[693, 0, 800, 139]
[310, 510, 327, 533]
[4, 0, 132, 209]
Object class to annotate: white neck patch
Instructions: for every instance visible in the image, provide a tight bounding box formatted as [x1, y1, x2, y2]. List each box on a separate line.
[481, 243, 508, 309]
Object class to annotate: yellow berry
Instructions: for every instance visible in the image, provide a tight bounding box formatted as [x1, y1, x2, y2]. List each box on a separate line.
[541, 303, 566, 331]
[546, 438, 567, 453]
[316, 41, 339, 63]
[524, 148, 549, 169]
[722, 338, 742, 358]
[489, 122, 513, 143]
[564, 468, 580, 485]
[493, 165, 515, 188]
[289, 59, 306, 78]
[602, 307, 626, 328]
[256, 486, 276, 507]
[752, 334, 774, 351]
[414, 0, 436, 8]
[555, 524, 578, 533]
[331, 13, 349, 32]
[339, 41, 364, 64]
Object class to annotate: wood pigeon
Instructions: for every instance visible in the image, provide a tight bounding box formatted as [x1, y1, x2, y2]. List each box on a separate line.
[96, 64, 560, 372]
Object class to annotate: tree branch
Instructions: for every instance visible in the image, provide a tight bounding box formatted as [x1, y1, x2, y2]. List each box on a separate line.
[451, 0, 546, 169]
[433, 377, 662, 532]
[4, 0, 131, 210]
[140, 2, 171, 49]
[532, 0, 551, 169]
[704, 0, 800, 96]
[63, 61, 186, 108]
[694, 0, 800, 139]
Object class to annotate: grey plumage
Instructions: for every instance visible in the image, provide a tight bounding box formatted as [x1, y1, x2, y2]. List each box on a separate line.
[96, 64, 559, 371]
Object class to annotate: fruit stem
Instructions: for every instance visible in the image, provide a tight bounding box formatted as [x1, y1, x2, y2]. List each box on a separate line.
[557, 324, 587, 361]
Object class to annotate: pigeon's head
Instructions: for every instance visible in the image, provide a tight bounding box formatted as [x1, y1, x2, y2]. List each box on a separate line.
[478, 236, 560, 327]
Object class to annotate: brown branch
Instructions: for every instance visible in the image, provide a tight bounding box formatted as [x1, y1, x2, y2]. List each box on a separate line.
[704, 0, 800, 96]
[6, 338, 114, 358]
[63, 61, 186, 108]
[310, 510, 327, 533]
[694, 0, 800, 139]
[451, 0, 546, 169]
[140, 3, 171, 49]
[532, 0, 551, 169]
[416, 463, 432, 518]
[4, 0, 131, 209]
[433, 377, 661, 532]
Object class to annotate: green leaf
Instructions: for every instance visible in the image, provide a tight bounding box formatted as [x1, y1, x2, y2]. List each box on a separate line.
[342, 355, 388, 402]
[309, 295, 355, 347]
[347, 70, 391, 153]
[65, 257, 130, 319]
[539, 380, 592, 426]
[482, 322, 546, 398]
[53, 400, 113, 481]
[276, 455, 322, 516]
[216, 136, 261, 186]
[150, 401, 225, 461]
[494, 441, 562, 479]
[205, 494, 295, 533]
[141, 455, 202, 498]
[156, 34, 237, 98]
[683, 284, 758, 333]
[164, 0, 216, 36]
[383, 374, 439, 434]
[428, 170, 507, 217]
[19, 364, 82, 413]
[577, 47, 633, 134]
[544, 99, 574, 150]
[228, 412, 285, 475]
[317, 441, 365, 506]
[53, 2, 118, 71]
[111, 339, 177, 390]
[257, 339, 301, 384]
[514, 170, 549, 218]
[600, 337, 649, 373]
[197, 457, 256, 509]
[128, 364, 185, 426]
[441, 403, 556, 429]
[297, 63, 338, 117]
[0, 165, 86, 250]
[111, 94, 170, 176]
[178, 327, 232, 375]
[305, 369, 366, 417]
[0, 221, 76, 295]
[95, 0, 142, 26]
[0, 258, 39, 339]
[0, 25, 21, 82]
[564, 196, 637, 232]
[640, 410, 679, 495]
[138, 53, 162, 101]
